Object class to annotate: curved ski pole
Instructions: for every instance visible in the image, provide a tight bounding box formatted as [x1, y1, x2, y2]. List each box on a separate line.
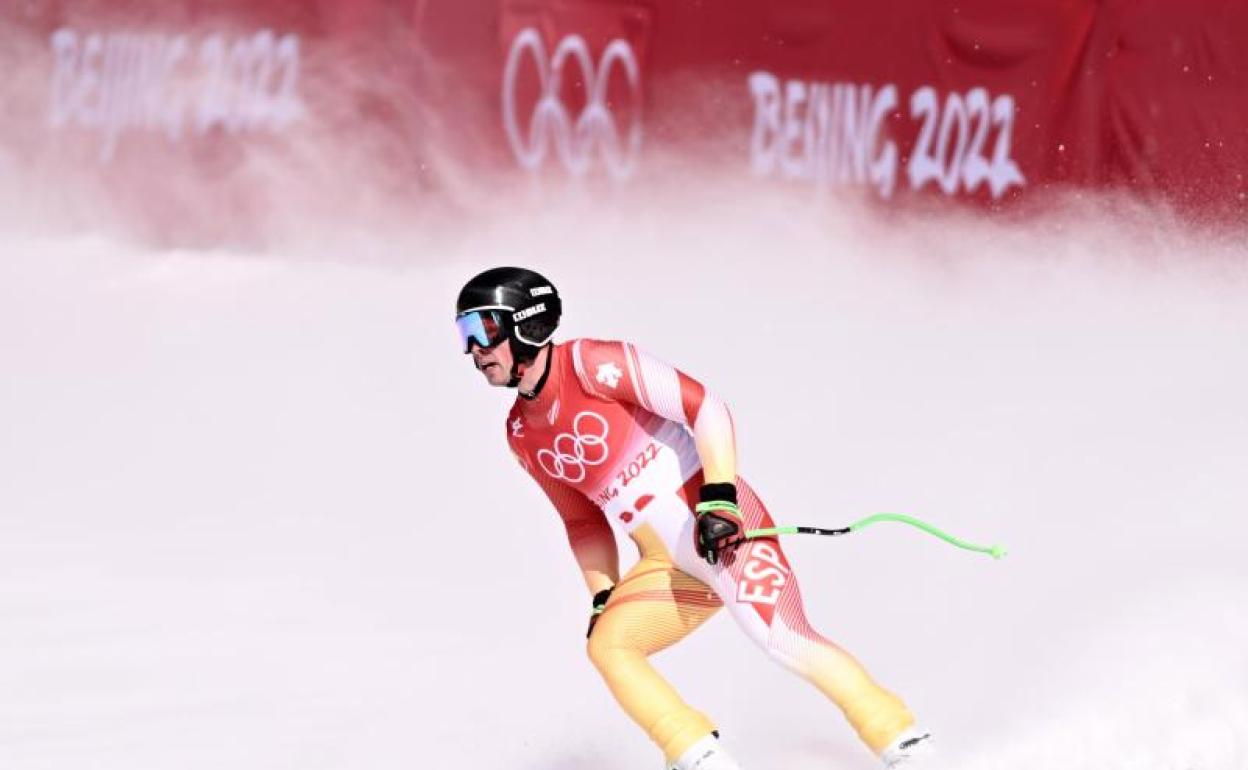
[743, 513, 1007, 560]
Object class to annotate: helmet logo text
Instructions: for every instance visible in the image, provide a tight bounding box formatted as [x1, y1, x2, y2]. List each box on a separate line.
[513, 303, 546, 322]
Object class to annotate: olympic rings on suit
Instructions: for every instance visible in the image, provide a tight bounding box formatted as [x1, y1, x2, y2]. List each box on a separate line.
[537, 411, 610, 483]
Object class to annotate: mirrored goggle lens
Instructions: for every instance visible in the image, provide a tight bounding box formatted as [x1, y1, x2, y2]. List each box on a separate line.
[456, 310, 508, 352]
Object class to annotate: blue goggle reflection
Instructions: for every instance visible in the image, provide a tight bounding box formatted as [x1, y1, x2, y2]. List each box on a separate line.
[455, 310, 509, 353]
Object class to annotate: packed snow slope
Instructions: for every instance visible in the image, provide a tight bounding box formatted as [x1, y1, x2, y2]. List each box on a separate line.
[2, 188, 1247, 770]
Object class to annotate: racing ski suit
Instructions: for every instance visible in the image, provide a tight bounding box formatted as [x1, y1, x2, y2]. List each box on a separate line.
[505, 339, 915, 764]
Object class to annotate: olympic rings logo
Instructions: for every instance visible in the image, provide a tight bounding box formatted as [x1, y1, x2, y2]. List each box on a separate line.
[502, 28, 643, 180]
[537, 411, 610, 483]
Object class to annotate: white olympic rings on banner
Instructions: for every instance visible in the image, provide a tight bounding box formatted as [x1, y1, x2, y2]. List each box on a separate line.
[537, 411, 610, 483]
[502, 27, 643, 180]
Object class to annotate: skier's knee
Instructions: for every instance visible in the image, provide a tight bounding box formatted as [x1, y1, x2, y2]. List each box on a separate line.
[761, 622, 820, 672]
[761, 637, 801, 671]
[586, 626, 618, 673]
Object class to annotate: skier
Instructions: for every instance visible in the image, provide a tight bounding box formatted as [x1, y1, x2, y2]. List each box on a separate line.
[455, 267, 931, 769]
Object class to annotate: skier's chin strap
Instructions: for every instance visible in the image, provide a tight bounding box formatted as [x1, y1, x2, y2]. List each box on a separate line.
[517, 344, 554, 400]
[505, 342, 532, 389]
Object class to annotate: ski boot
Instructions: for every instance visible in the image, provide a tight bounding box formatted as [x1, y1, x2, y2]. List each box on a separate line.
[669, 733, 743, 770]
[880, 727, 934, 767]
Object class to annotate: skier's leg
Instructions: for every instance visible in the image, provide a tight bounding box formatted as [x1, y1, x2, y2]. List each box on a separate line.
[587, 549, 724, 765]
[686, 480, 917, 757]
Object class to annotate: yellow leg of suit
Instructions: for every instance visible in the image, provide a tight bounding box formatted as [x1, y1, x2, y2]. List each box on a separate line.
[586, 538, 722, 764]
[586, 514, 917, 764]
[764, 628, 914, 754]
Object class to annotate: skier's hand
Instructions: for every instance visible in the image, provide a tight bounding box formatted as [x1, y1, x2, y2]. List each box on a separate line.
[585, 587, 613, 638]
[696, 482, 745, 566]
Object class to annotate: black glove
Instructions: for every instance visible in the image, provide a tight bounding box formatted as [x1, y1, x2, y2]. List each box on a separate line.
[695, 482, 744, 565]
[586, 587, 613, 638]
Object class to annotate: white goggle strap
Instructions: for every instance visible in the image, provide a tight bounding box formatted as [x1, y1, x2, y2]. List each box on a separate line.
[457, 304, 513, 316]
[460, 304, 554, 347]
[513, 325, 555, 347]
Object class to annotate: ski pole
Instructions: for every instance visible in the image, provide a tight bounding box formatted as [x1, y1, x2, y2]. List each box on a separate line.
[742, 512, 1007, 560]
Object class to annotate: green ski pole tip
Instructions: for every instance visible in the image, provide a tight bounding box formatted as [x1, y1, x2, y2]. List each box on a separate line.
[990, 545, 1008, 559]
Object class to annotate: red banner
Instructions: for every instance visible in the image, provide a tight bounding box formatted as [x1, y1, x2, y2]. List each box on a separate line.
[492, 0, 1248, 213]
[2, 0, 1245, 242]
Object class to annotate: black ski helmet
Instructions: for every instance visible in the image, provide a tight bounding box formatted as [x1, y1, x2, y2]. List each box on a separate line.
[456, 267, 562, 380]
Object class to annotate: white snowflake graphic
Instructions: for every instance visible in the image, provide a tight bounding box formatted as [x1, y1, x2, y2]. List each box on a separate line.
[596, 362, 623, 389]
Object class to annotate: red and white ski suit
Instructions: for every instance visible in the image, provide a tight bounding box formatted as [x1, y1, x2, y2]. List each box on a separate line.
[506, 339, 914, 763]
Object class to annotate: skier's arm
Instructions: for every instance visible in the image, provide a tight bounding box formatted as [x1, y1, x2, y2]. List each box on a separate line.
[524, 458, 620, 594]
[572, 340, 737, 483]
[685, 380, 736, 485]
[572, 340, 744, 564]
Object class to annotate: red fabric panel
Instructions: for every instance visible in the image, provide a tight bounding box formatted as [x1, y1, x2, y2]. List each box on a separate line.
[6, 0, 1247, 239]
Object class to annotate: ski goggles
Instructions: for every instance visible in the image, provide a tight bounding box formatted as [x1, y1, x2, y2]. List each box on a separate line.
[455, 309, 510, 353]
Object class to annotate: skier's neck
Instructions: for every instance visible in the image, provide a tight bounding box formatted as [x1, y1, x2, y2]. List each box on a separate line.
[517, 344, 554, 401]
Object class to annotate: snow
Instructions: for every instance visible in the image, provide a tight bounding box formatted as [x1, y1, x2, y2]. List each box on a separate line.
[2, 191, 1247, 769]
